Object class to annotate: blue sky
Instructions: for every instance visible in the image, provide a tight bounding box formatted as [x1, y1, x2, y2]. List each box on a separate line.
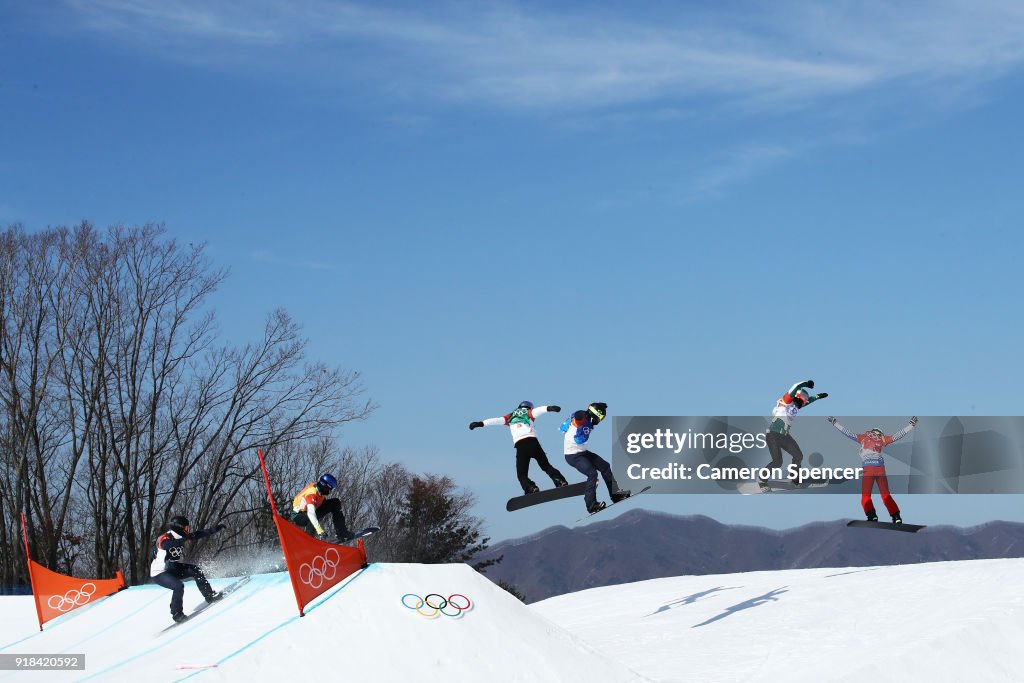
[3, 1, 1024, 541]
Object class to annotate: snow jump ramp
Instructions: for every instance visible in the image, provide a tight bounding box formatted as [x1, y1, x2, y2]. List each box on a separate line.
[0, 562, 644, 682]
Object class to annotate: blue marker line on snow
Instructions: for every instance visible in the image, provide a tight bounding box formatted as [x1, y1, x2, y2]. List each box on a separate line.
[57, 591, 167, 654]
[173, 567, 372, 682]
[0, 587, 136, 654]
[0, 590, 157, 683]
[76, 577, 261, 683]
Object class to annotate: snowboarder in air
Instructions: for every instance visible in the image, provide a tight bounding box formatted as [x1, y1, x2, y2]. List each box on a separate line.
[761, 379, 829, 490]
[291, 473, 354, 543]
[828, 416, 918, 524]
[560, 402, 630, 513]
[150, 515, 226, 623]
[469, 401, 568, 494]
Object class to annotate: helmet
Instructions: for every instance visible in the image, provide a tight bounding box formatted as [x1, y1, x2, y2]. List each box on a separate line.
[518, 401, 534, 410]
[316, 473, 338, 495]
[169, 515, 189, 535]
[868, 428, 884, 437]
[793, 389, 811, 407]
[572, 409, 589, 424]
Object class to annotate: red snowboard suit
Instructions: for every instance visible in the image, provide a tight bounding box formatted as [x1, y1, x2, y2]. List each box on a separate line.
[828, 417, 917, 519]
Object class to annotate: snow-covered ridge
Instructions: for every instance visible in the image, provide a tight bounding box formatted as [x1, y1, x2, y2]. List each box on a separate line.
[4, 557, 1019, 682]
[534, 557, 1024, 682]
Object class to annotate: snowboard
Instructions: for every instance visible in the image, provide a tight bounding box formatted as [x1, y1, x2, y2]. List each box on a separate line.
[574, 486, 652, 523]
[341, 526, 379, 543]
[847, 520, 926, 533]
[737, 478, 847, 495]
[506, 482, 588, 511]
[160, 575, 252, 632]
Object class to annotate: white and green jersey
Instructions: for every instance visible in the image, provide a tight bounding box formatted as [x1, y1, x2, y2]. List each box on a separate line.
[482, 405, 554, 444]
[768, 380, 821, 435]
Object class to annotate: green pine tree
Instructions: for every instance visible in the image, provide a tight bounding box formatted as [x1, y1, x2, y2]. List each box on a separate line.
[396, 475, 501, 571]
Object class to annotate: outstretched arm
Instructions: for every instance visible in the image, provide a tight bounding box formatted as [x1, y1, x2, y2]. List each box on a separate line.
[788, 379, 815, 397]
[533, 405, 562, 419]
[827, 416, 858, 441]
[469, 414, 516, 430]
[189, 526, 224, 540]
[888, 417, 918, 443]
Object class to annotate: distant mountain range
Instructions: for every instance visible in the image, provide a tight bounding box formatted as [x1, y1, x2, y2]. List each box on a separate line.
[478, 509, 1024, 603]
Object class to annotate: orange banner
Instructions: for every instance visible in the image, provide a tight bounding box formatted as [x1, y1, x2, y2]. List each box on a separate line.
[21, 513, 126, 630]
[274, 513, 367, 616]
[26, 560, 126, 629]
[257, 449, 367, 616]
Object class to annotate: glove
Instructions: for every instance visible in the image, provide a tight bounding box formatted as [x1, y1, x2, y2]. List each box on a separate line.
[805, 380, 815, 389]
[910, 416, 918, 426]
[548, 405, 561, 413]
[215, 524, 226, 533]
[826, 416, 837, 425]
[469, 421, 484, 430]
[816, 392, 828, 400]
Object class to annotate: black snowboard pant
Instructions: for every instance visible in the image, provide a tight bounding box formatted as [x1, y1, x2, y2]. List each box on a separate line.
[290, 498, 349, 538]
[763, 430, 804, 480]
[566, 450, 618, 508]
[515, 437, 566, 493]
[153, 563, 215, 616]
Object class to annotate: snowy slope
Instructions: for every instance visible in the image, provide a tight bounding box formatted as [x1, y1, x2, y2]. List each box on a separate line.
[0, 563, 644, 683]
[533, 557, 1024, 683]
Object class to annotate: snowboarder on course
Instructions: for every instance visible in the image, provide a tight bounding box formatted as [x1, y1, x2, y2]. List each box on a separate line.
[150, 515, 226, 623]
[291, 473, 354, 543]
[761, 379, 829, 490]
[828, 416, 918, 524]
[469, 401, 568, 494]
[560, 402, 630, 513]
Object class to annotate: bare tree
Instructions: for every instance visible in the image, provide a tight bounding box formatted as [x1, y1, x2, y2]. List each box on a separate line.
[1, 226, 84, 578]
[1, 221, 497, 589]
[0, 223, 376, 585]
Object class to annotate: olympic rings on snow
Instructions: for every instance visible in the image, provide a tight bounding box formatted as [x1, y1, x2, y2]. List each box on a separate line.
[401, 593, 473, 618]
[299, 547, 341, 589]
[47, 582, 97, 612]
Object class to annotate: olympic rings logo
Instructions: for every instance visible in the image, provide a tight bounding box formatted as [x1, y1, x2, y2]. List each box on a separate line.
[47, 583, 97, 613]
[299, 547, 341, 589]
[401, 593, 472, 619]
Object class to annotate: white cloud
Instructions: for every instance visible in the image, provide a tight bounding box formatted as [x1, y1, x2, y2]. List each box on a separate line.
[54, 1, 1024, 201]
[686, 144, 798, 202]
[59, 1, 1024, 113]
[68, 0, 282, 43]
